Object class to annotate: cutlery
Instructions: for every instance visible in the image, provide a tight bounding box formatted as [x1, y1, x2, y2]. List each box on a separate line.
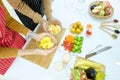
[101, 19, 119, 24]
[85, 46, 112, 58]
[87, 44, 102, 54]
[101, 26, 120, 34]
[100, 27, 118, 39]
[101, 24, 120, 29]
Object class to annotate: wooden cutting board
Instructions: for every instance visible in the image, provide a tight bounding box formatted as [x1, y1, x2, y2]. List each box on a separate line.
[22, 26, 66, 69]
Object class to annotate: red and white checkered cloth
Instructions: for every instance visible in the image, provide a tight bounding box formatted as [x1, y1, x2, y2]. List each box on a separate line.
[0, 5, 26, 75]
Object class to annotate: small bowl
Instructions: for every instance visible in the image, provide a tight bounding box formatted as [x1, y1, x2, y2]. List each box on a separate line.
[47, 24, 62, 36]
[36, 36, 57, 50]
[89, 1, 114, 19]
[69, 22, 84, 35]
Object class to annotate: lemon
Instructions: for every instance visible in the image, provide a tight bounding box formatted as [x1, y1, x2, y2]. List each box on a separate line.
[71, 27, 76, 33]
[76, 28, 81, 34]
[78, 25, 83, 30]
[76, 21, 81, 26]
[72, 24, 77, 28]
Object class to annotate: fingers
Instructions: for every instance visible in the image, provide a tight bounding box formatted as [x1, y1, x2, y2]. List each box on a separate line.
[35, 32, 50, 40]
[35, 45, 58, 56]
[49, 45, 58, 52]
[53, 38, 58, 44]
[45, 33, 57, 43]
[48, 17, 62, 26]
[55, 19, 62, 26]
[43, 46, 58, 56]
[33, 32, 58, 44]
[42, 21, 48, 32]
[33, 33, 40, 41]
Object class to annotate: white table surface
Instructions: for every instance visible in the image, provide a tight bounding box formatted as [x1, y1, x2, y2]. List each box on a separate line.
[2, 0, 120, 80]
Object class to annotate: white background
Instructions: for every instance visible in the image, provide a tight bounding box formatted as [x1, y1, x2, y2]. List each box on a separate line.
[1, 0, 120, 80]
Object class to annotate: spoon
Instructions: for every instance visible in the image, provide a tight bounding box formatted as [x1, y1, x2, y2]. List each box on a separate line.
[102, 26, 120, 34]
[101, 24, 120, 29]
[101, 19, 119, 24]
[100, 27, 118, 39]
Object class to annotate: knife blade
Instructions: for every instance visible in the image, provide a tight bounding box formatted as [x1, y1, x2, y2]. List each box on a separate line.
[85, 46, 112, 58]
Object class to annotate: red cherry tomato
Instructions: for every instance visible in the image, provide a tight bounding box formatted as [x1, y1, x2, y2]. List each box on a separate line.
[86, 30, 92, 35]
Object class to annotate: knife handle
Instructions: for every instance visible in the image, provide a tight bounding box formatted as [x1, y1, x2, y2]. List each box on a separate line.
[85, 52, 97, 58]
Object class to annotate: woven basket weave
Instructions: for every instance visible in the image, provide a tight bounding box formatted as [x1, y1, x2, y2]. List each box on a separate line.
[89, 1, 114, 19]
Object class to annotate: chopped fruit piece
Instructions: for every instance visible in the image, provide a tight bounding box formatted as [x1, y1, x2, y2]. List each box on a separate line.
[38, 36, 54, 49]
[103, 1, 111, 8]
[65, 35, 74, 42]
[86, 30, 92, 35]
[92, 9, 101, 14]
[104, 8, 111, 16]
[98, 10, 105, 16]
[48, 24, 61, 35]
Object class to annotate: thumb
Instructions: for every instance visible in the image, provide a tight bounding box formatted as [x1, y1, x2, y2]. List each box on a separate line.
[42, 21, 48, 32]
[49, 46, 58, 52]
[34, 46, 58, 56]
[42, 46, 58, 56]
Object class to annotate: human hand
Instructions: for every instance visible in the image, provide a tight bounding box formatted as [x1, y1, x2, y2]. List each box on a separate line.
[33, 32, 58, 55]
[40, 17, 63, 32]
[18, 45, 57, 56]
[33, 32, 57, 43]
[41, 17, 63, 32]
[32, 45, 57, 56]
[47, 17, 62, 27]
[40, 21, 49, 32]
[19, 32, 58, 56]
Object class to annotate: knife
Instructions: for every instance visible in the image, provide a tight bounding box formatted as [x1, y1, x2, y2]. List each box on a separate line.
[85, 46, 112, 58]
